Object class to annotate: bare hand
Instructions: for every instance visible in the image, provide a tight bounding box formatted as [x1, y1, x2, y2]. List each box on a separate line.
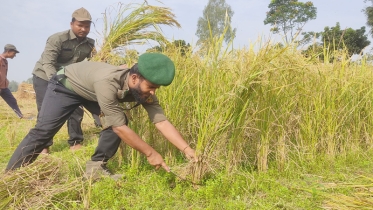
[146, 151, 170, 172]
[184, 147, 198, 162]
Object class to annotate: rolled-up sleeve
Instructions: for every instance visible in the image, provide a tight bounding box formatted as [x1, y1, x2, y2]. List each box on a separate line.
[94, 80, 127, 127]
[42, 36, 61, 80]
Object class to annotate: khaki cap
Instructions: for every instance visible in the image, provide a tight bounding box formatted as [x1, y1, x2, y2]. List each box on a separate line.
[72, 7, 92, 21]
[4, 44, 20, 53]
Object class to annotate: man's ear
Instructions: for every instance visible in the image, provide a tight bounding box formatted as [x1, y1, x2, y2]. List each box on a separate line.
[131, 74, 139, 84]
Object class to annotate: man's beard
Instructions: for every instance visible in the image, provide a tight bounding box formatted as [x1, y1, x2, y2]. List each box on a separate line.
[129, 85, 148, 104]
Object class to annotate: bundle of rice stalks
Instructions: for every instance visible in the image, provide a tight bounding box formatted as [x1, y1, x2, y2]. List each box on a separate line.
[320, 176, 373, 209]
[324, 185, 373, 210]
[93, 2, 181, 63]
[323, 193, 373, 210]
[0, 156, 81, 209]
[169, 155, 212, 188]
[169, 162, 201, 188]
[14, 83, 35, 100]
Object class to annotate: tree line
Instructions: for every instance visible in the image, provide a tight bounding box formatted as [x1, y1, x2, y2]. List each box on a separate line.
[8, 77, 32, 92]
[11, 0, 373, 91]
[151, 0, 373, 62]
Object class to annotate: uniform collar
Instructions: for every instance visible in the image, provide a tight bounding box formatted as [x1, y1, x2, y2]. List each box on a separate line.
[0, 54, 6, 60]
[124, 70, 131, 89]
[69, 29, 87, 43]
[117, 69, 131, 99]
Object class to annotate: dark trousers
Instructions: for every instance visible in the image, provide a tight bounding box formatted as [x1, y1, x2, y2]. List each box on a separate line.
[0, 88, 23, 118]
[33, 75, 84, 146]
[6, 76, 122, 170]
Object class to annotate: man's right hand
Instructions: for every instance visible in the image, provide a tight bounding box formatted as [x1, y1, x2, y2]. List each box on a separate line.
[112, 125, 171, 172]
[184, 147, 198, 162]
[146, 151, 170, 172]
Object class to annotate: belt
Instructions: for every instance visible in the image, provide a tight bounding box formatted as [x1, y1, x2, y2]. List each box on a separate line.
[56, 68, 74, 92]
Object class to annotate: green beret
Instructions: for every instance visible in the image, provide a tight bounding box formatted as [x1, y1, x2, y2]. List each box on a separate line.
[137, 53, 175, 86]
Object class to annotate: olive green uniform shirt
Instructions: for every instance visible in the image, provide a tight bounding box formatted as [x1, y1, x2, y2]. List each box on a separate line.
[64, 61, 167, 127]
[32, 29, 95, 81]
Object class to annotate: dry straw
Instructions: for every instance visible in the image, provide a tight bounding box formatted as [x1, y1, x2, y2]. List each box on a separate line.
[321, 176, 373, 209]
[1, 2, 183, 208]
[0, 156, 81, 209]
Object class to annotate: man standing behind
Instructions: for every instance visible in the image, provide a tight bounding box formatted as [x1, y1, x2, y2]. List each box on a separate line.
[0, 44, 23, 119]
[32, 7, 95, 153]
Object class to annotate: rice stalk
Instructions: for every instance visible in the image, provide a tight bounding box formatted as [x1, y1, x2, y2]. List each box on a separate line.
[294, 175, 373, 209]
[0, 156, 82, 209]
[321, 176, 373, 209]
[92, 2, 181, 63]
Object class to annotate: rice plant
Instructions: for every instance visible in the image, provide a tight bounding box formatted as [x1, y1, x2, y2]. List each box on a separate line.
[125, 31, 373, 184]
[92, 1, 181, 64]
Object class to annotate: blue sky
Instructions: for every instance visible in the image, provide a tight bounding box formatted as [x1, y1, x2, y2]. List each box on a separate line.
[1, 0, 371, 82]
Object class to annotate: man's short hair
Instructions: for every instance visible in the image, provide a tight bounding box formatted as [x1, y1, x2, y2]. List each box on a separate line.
[129, 64, 144, 79]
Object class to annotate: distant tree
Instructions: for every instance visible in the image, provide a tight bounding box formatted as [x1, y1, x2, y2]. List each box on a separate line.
[299, 31, 321, 46]
[147, 45, 163, 53]
[23, 77, 33, 84]
[195, 0, 236, 45]
[364, 0, 373, 36]
[172, 40, 191, 56]
[264, 0, 317, 44]
[322, 22, 370, 57]
[8, 81, 19, 92]
[147, 40, 191, 56]
[362, 49, 373, 63]
[302, 22, 371, 61]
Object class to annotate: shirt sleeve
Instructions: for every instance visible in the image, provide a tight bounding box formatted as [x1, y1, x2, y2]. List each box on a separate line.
[0, 59, 4, 87]
[142, 95, 167, 123]
[87, 39, 95, 60]
[41, 35, 61, 80]
[94, 80, 127, 127]
[0, 59, 3, 81]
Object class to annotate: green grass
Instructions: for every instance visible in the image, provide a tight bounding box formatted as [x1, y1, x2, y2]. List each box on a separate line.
[2, 7, 373, 206]
[1, 95, 373, 209]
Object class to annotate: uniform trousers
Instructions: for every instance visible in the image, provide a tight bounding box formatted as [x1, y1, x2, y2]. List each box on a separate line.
[0, 87, 23, 118]
[6, 75, 122, 170]
[33, 75, 85, 146]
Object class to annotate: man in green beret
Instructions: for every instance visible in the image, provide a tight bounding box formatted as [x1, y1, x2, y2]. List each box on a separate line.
[6, 53, 197, 179]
